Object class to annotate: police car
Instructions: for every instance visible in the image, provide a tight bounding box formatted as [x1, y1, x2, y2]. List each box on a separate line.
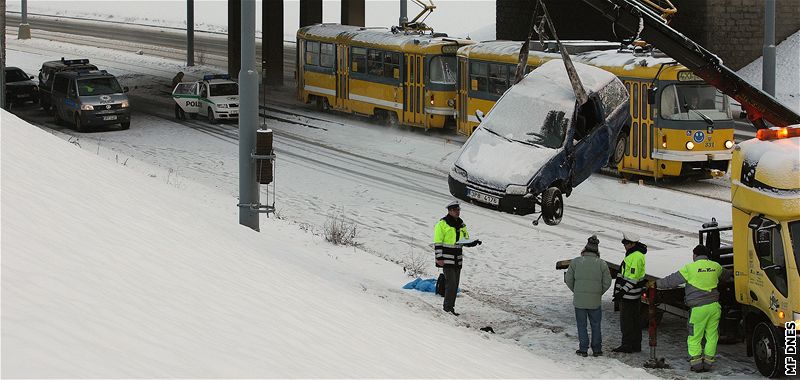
[172, 74, 239, 123]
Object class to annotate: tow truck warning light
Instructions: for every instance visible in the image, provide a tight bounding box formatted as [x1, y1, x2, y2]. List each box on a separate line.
[756, 126, 800, 141]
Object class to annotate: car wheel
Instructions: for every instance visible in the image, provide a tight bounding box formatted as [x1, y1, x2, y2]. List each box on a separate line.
[752, 321, 781, 378]
[120, 122, 131, 130]
[610, 132, 627, 167]
[541, 187, 563, 226]
[75, 114, 86, 132]
[41, 99, 51, 112]
[207, 107, 217, 124]
[52, 107, 61, 125]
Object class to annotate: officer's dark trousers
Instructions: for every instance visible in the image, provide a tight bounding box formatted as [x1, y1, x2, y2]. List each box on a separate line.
[619, 299, 642, 351]
[443, 266, 461, 311]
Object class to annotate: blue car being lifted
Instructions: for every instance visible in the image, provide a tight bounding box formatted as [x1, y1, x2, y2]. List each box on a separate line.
[448, 59, 629, 225]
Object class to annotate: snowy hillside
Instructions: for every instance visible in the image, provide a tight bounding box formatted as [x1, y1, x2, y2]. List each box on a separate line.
[737, 30, 800, 113]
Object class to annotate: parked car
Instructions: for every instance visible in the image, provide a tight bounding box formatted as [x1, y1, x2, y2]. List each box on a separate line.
[448, 59, 630, 225]
[38, 58, 98, 112]
[172, 74, 239, 124]
[50, 69, 130, 131]
[4, 67, 38, 107]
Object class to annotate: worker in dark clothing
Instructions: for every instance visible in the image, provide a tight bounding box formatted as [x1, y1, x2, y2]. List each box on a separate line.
[655, 245, 729, 372]
[171, 71, 185, 89]
[612, 232, 647, 353]
[172, 72, 186, 120]
[433, 200, 481, 316]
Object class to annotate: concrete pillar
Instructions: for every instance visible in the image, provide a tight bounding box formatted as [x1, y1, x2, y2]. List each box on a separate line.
[228, 0, 242, 77]
[299, 0, 322, 27]
[341, 0, 365, 27]
[18, 0, 31, 39]
[263, 0, 284, 86]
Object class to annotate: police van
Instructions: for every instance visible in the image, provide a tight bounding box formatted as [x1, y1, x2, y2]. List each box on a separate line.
[172, 74, 239, 124]
[38, 58, 98, 112]
[50, 70, 131, 131]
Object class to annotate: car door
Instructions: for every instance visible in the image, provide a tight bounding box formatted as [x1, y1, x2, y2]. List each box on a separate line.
[172, 82, 199, 114]
[570, 98, 609, 185]
[197, 82, 209, 117]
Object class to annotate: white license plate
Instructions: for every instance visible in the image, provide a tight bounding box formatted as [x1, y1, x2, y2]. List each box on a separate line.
[466, 189, 500, 206]
[103, 115, 117, 121]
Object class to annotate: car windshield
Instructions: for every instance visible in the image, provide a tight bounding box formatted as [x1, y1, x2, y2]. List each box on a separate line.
[210, 83, 238, 97]
[77, 77, 123, 96]
[660, 84, 732, 121]
[429, 56, 457, 85]
[5, 69, 30, 82]
[482, 94, 571, 149]
[789, 221, 800, 278]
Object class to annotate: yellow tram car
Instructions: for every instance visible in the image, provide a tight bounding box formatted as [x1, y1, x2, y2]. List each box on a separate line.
[456, 40, 736, 179]
[297, 24, 472, 130]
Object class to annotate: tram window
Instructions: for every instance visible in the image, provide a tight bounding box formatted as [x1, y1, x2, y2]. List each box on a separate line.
[430, 56, 457, 85]
[305, 41, 320, 66]
[367, 49, 384, 76]
[660, 84, 731, 120]
[351, 47, 366, 74]
[384, 52, 401, 79]
[488, 64, 509, 95]
[470, 62, 488, 92]
[320, 43, 335, 68]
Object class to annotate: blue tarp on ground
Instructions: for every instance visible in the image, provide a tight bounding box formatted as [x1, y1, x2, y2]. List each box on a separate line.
[402, 278, 459, 293]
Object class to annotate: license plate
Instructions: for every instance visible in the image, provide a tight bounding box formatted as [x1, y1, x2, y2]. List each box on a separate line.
[103, 115, 117, 121]
[466, 188, 500, 206]
[17, 94, 30, 98]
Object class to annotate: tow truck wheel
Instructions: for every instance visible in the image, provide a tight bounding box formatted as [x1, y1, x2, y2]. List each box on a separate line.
[610, 132, 627, 167]
[74, 114, 86, 133]
[541, 187, 563, 226]
[752, 321, 781, 377]
[207, 107, 217, 124]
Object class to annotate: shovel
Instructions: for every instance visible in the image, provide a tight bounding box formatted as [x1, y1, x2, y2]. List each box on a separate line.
[643, 285, 670, 369]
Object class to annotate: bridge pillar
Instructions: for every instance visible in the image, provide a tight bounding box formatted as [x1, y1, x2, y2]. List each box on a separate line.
[341, 0, 365, 27]
[299, 0, 322, 27]
[228, 0, 242, 77]
[263, 0, 284, 86]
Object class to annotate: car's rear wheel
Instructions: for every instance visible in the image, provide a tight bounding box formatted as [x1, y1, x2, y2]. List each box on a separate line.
[52, 107, 61, 125]
[541, 187, 563, 226]
[41, 98, 51, 112]
[611, 132, 628, 167]
[207, 107, 217, 124]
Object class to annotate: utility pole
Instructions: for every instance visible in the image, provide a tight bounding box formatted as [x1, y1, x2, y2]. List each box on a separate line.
[187, 0, 194, 66]
[399, 0, 407, 27]
[18, 0, 31, 39]
[1, 0, 6, 110]
[762, 0, 776, 96]
[238, 0, 260, 231]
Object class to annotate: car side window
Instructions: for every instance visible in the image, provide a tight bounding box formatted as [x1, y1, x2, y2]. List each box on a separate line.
[68, 80, 77, 98]
[200, 84, 207, 98]
[53, 76, 68, 94]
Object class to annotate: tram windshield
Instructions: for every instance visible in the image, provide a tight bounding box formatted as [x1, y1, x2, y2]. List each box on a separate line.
[430, 56, 457, 85]
[660, 84, 732, 121]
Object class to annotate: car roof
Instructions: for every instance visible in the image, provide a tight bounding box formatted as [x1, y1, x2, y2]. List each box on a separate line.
[55, 70, 116, 79]
[204, 79, 237, 84]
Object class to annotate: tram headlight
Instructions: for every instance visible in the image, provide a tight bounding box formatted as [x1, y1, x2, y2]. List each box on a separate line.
[724, 140, 734, 149]
[448, 98, 455, 107]
[685, 141, 695, 150]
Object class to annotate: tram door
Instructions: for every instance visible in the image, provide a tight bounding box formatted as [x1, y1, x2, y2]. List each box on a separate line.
[456, 58, 470, 135]
[403, 54, 425, 126]
[336, 44, 349, 111]
[623, 80, 654, 174]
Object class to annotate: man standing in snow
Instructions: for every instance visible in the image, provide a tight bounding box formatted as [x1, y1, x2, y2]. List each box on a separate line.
[565, 235, 612, 357]
[433, 200, 480, 316]
[655, 245, 728, 372]
[612, 232, 647, 353]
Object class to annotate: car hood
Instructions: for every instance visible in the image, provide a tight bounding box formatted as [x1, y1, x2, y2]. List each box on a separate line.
[80, 93, 128, 105]
[454, 127, 558, 190]
[209, 96, 239, 103]
[6, 80, 37, 88]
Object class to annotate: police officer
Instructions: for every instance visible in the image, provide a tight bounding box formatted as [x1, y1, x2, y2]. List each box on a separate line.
[655, 245, 728, 372]
[612, 232, 647, 353]
[433, 200, 480, 316]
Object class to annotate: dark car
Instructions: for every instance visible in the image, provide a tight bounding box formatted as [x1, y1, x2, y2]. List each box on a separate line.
[38, 58, 98, 112]
[448, 59, 629, 225]
[4, 67, 38, 107]
[50, 70, 131, 131]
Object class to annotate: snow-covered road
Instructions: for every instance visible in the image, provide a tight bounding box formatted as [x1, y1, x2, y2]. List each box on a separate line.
[5, 28, 762, 378]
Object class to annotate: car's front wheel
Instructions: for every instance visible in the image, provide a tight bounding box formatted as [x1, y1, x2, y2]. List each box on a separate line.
[74, 114, 86, 132]
[207, 107, 217, 124]
[120, 121, 130, 130]
[541, 187, 563, 226]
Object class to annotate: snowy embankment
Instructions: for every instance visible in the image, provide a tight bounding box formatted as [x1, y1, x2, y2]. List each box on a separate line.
[0, 110, 655, 378]
[737, 30, 800, 113]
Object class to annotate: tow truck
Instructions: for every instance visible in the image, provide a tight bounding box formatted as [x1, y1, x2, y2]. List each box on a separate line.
[172, 74, 240, 123]
[550, 0, 800, 376]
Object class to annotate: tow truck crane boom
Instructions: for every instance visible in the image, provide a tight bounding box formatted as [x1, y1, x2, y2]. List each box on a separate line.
[577, 0, 800, 129]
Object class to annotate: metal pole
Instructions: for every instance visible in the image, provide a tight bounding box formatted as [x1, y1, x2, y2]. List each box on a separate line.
[187, 0, 194, 66]
[1, 0, 6, 110]
[762, 0, 775, 96]
[239, 0, 260, 231]
[399, 0, 407, 26]
[18, 0, 31, 39]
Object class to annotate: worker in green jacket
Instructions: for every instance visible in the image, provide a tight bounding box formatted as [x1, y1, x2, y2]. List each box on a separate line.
[565, 235, 612, 357]
[612, 232, 647, 353]
[655, 245, 728, 372]
[434, 200, 480, 316]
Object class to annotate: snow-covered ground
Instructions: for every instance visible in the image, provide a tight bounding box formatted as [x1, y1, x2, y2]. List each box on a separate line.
[737, 30, 800, 114]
